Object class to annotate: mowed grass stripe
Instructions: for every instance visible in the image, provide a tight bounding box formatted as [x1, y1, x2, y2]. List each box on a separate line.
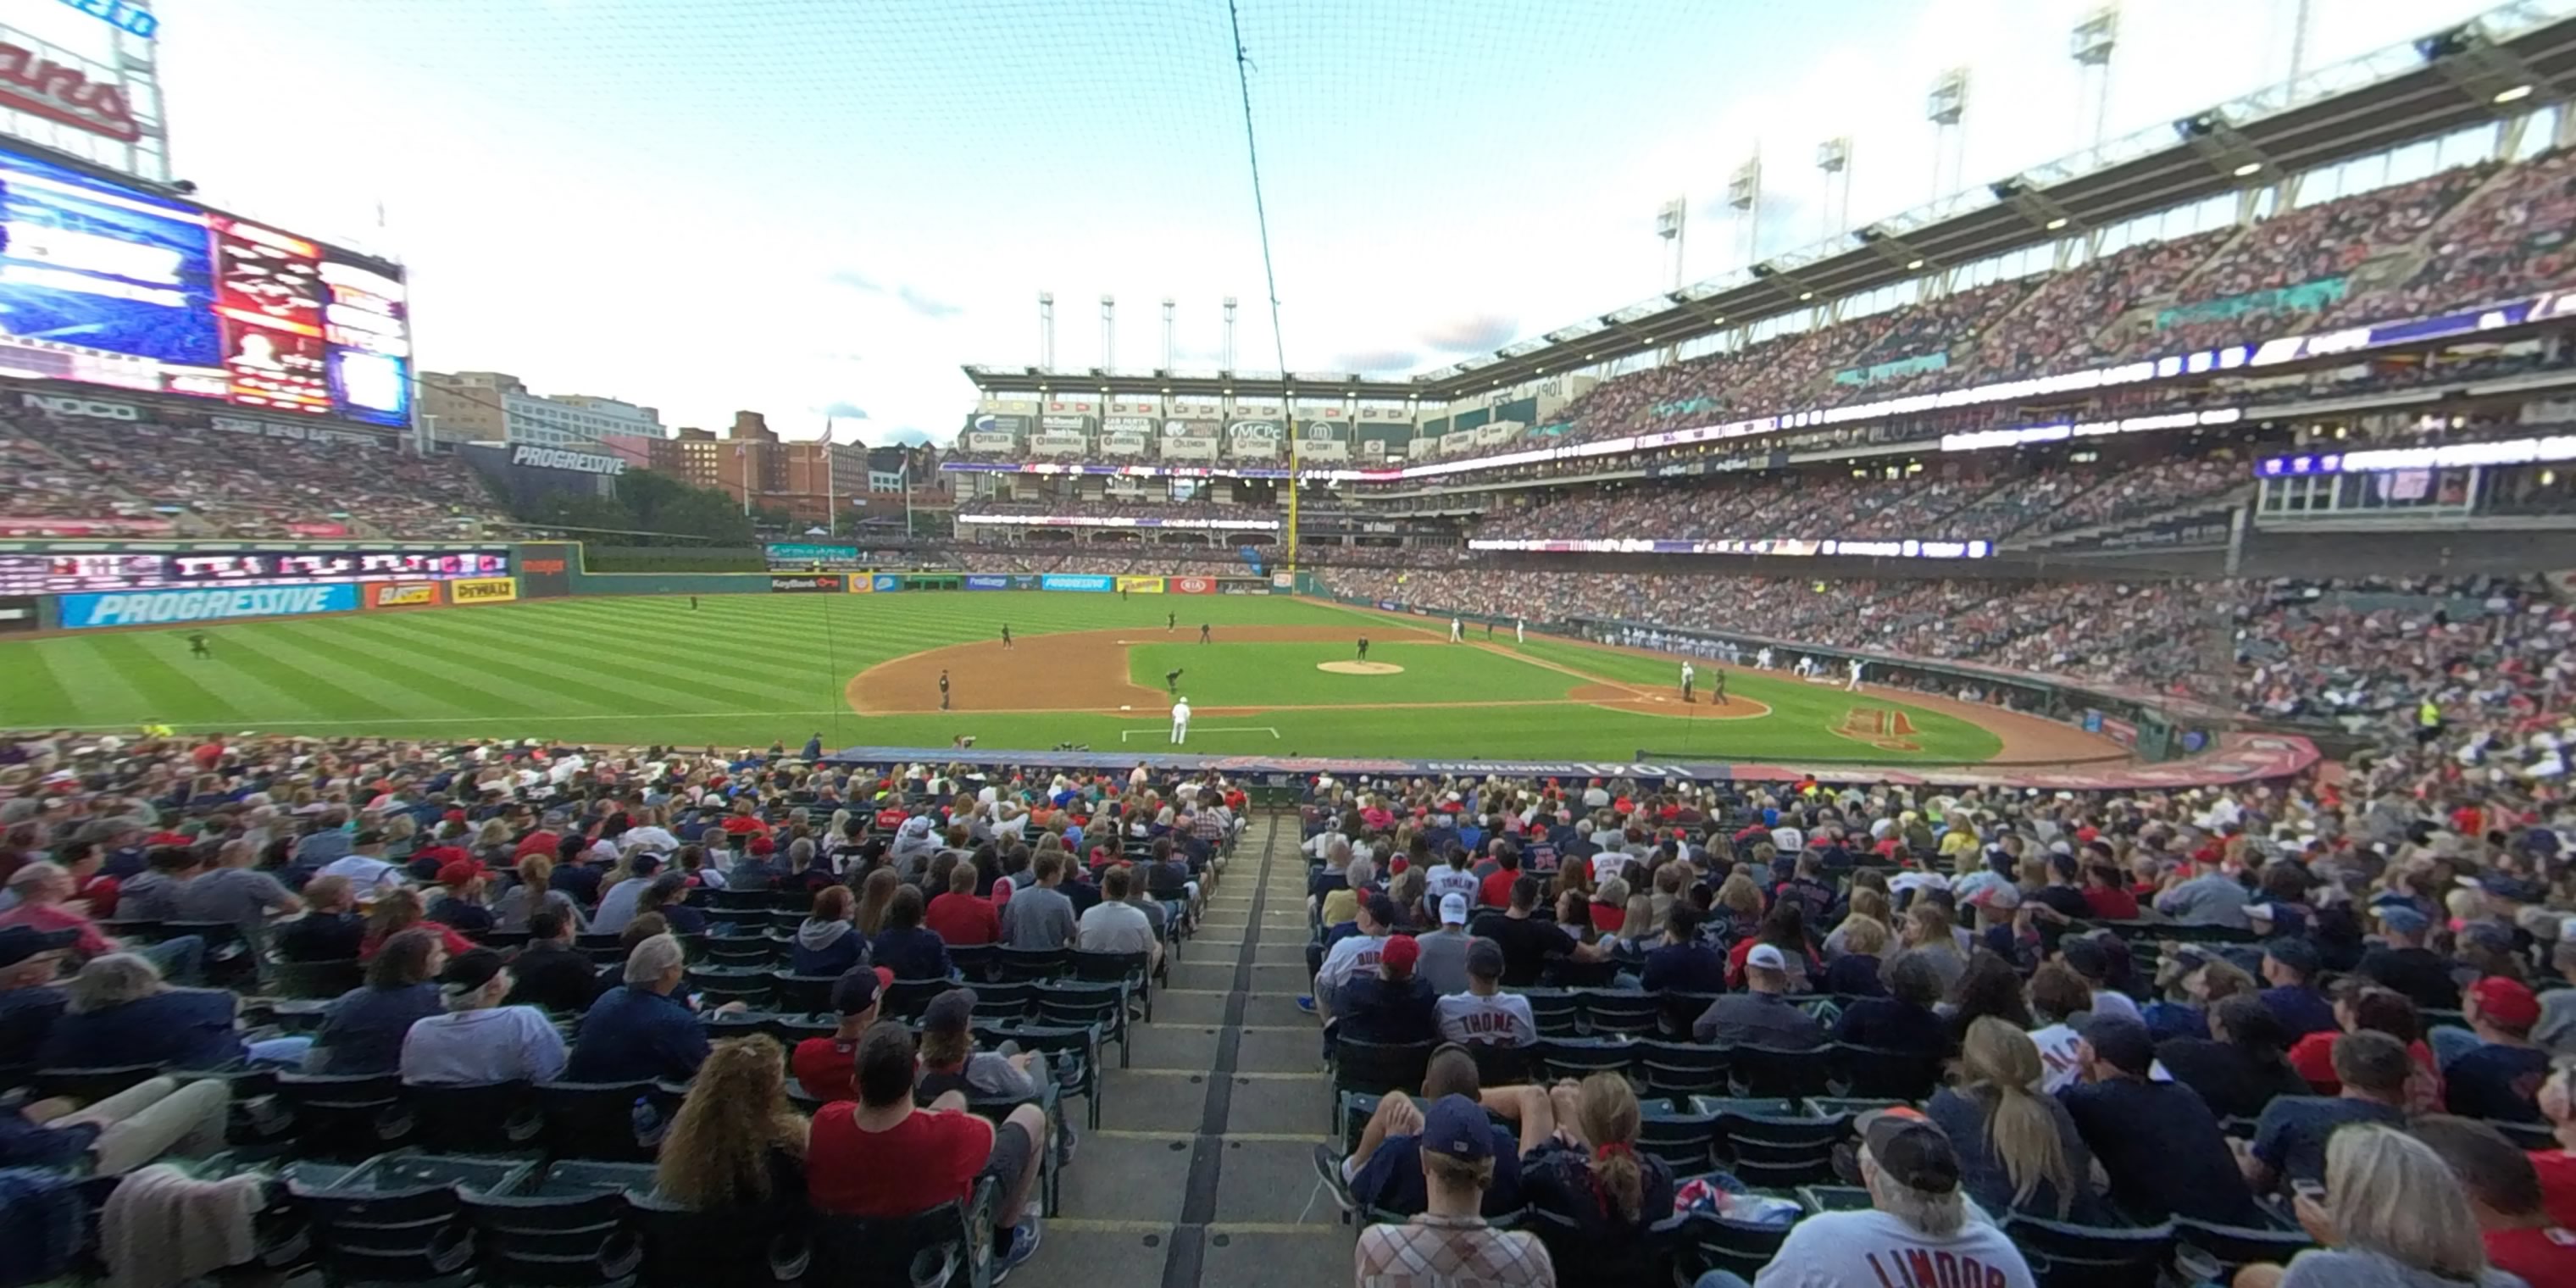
[257, 619, 545, 720]
[19, 637, 186, 725]
[157, 630, 398, 724]
[286, 615, 674, 717]
[396, 610, 827, 710]
[3, 640, 81, 724]
[79, 634, 247, 725]
[530, 601, 898, 667]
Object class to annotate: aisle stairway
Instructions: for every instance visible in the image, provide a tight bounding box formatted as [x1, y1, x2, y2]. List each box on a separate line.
[1012, 810, 1351, 1288]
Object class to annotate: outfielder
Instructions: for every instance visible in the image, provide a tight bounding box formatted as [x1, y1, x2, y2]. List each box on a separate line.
[1514, 619, 1524, 644]
[1170, 697, 1191, 745]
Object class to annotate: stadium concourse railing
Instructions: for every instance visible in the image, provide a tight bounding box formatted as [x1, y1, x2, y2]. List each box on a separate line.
[1299, 576, 2284, 770]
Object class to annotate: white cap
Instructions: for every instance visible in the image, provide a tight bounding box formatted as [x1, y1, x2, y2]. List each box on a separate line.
[1746, 943, 1790, 971]
[1440, 892, 1468, 924]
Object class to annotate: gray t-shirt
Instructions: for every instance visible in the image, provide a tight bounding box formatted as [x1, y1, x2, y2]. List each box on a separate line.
[1412, 929, 1474, 997]
[1002, 884, 1076, 949]
[170, 867, 293, 928]
[2155, 873, 2252, 929]
[1075, 900, 1154, 955]
[2277, 1248, 2525, 1288]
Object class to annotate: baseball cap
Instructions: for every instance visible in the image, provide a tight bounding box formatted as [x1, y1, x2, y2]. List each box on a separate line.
[1466, 938, 1504, 979]
[2472, 976, 2541, 1030]
[1746, 943, 1790, 972]
[435, 858, 485, 890]
[1364, 895, 1401, 928]
[1965, 883, 2021, 911]
[1420, 1094, 1493, 1163]
[2375, 904, 2431, 935]
[0, 924, 78, 969]
[2074, 1013, 2156, 1076]
[2057, 935, 2107, 979]
[1857, 1108, 1960, 1195]
[438, 948, 506, 997]
[1439, 893, 1468, 924]
[922, 987, 977, 1035]
[830, 965, 896, 1015]
[1380, 935, 1421, 975]
[2484, 877, 2545, 904]
[2262, 937, 2320, 976]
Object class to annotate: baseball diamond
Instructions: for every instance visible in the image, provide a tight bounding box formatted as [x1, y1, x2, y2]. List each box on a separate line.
[0, 591, 2121, 766]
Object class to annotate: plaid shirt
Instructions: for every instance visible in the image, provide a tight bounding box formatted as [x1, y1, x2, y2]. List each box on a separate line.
[1191, 812, 1226, 843]
[1354, 1213, 1556, 1288]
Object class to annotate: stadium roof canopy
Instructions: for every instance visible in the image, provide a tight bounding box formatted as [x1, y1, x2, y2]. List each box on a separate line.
[965, 8, 2576, 408]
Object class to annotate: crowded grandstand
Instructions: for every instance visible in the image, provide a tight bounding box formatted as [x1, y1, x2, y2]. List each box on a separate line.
[16, 3, 2576, 1288]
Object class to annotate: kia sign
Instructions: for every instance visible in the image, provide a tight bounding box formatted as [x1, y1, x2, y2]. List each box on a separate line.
[59, 584, 359, 628]
[770, 574, 845, 592]
[1170, 576, 1216, 594]
[510, 444, 627, 475]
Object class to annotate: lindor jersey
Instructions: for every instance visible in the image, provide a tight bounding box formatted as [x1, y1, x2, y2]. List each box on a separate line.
[1752, 1208, 2035, 1288]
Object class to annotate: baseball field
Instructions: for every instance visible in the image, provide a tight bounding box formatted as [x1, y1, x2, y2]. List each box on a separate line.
[0, 592, 2119, 764]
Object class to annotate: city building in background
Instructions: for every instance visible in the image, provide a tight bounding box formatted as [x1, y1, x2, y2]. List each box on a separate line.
[419, 369, 663, 448]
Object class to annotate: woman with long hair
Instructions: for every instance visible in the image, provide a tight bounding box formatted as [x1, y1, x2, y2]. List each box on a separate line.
[1726, 900, 1819, 991]
[358, 887, 475, 960]
[1524, 1074, 1675, 1245]
[2155, 992, 2313, 1120]
[1926, 1018, 2101, 1221]
[1885, 898, 1968, 994]
[793, 886, 867, 976]
[634, 872, 706, 935]
[853, 867, 901, 937]
[1710, 874, 1764, 944]
[2239, 1124, 2518, 1288]
[655, 1035, 809, 1210]
[1945, 949, 2035, 1051]
[309, 928, 447, 1074]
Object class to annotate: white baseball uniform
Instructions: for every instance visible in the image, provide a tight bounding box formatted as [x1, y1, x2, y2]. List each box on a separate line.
[1514, 619, 1524, 644]
[1846, 658, 1865, 691]
[1450, 617, 1463, 642]
[1170, 698, 1191, 744]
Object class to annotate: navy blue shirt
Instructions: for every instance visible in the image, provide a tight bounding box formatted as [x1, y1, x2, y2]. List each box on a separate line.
[2259, 985, 2340, 1040]
[36, 989, 245, 1071]
[2251, 1095, 2408, 1186]
[550, 863, 604, 908]
[1833, 998, 1948, 1058]
[564, 985, 710, 1082]
[1351, 1124, 1524, 1219]
[1336, 974, 1439, 1046]
[310, 983, 442, 1074]
[869, 926, 952, 981]
[2446, 1042, 2551, 1124]
[2059, 1077, 2262, 1224]
[1641, 941, 1726, 994]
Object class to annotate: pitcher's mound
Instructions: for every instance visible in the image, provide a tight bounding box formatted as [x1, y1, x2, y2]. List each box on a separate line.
[1319, 661, 1404, 675]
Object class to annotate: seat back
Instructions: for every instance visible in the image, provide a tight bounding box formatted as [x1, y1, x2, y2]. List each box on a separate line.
[2002, 1215, 2174, 1288]
[1683, 1207, 1800, 1285]
[1713, 1101, 1844, 1187]
[967, 981, 1038, 1022]
[884, 978, 954, 1021]
[1635, 1105, 1721, 1174]
[996, 947, 1069, 981]
[1069, 948, 1147, 985]
[1829, 1044, 1945, 1101]
[1534, 1037, 1636, 1083]
[2169, 1215, 2317, 1281]
[947, 944, 1000, 983]
[289, 1153, 533, 1286]
[1521, 990, 1582, 1038]
[1464, 1041, 1532, 1087]
[686, 965, 775, 1009]
[459, 1175, 642, 1288]
[625, 1190, 810, 1288]
[406, 1080, 544, 1154]
[700, 938, 778, 969]
[535, 1081, 680, 1162]
[1580, 991, 1662, 1037]
[271, 958, 366, 1000]
[33, 1063, 159, 1102]
[1631, 1041, 1729, 1098]
[1725, 1043, 1832, 1099]
[1525, 1206, 1687, 1288]
[276, 1071, 417, 1159]
[1330, 1038, 1435, 1099]
[810, 1198, 985, 1288]
[769, 973, 837, 1016]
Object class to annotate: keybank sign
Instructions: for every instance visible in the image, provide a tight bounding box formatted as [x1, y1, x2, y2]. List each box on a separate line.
[61, 585, 358, 628]
[510, 445, 627, 475]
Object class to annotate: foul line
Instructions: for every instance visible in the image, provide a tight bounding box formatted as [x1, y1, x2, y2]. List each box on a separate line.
[1121, 726, 1281, 741]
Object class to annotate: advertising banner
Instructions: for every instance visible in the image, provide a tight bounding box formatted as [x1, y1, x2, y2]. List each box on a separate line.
[450, 577, 519, 604]
[1116, 575, 1165, 594]
[1218, 578, 1273, 595]
[1102, 416, 1153, 457]
[366, 582, 442, 608]
[515, 542, 574, 598]
[1226, 420, 1283, 460]
[58, 584, 361, 629]
[1161, 419, 1219, 461]
[764, 542, 863, 569]
[769, 574, 845, 592]
[1041, 574, 1113, 593]
[0, 595, 35, 633]
[871, 574, 903, 592]
[963, 575, 1012, 591]
[1169, 575, 1217, 594]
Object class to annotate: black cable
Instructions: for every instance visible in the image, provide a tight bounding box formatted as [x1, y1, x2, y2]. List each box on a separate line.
[1224, 0, 1290, 380]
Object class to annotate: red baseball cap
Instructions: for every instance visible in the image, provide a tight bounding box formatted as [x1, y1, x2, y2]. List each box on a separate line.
[748, 836, 775, 855]
[1380, 935, 1420, 975]
[2471, 976, 2541, 1030]
[435, 859, 485, 888]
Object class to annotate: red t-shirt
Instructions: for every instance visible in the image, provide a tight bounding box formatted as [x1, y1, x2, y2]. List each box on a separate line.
[808, 1102, 992, 1216]
[190, 741, 225, 771]
[2534, 1150, 2576, 1229]
[2484, 1224, 2576, 1286]
[513, 830, 562, 860]
[791, 1037, 858, 1102]
[2081, 886, 2140, 920]
[719, 815, 769, 836]
[924, 892, 1002, 947]
[71, 875, 120, 920]
[1589, 900, 1625, 934]
[1478, 869, 1518, 908]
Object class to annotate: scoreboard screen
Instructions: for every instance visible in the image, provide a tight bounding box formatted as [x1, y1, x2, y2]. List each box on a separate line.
[0, 548, 509, 595]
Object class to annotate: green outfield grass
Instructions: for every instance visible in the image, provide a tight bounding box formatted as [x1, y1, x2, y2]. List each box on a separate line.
[0, 593, 2007, 763]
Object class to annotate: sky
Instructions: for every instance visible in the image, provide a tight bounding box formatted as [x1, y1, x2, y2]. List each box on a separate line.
[14, 0, 2511, 445]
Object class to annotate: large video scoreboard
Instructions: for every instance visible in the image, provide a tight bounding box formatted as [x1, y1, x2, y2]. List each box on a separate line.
[0, 547, 508, 596]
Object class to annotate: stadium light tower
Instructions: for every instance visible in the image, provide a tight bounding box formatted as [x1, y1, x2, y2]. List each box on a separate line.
[1223, 296, 1239, 373]
[1654, 197, 1687, 365]
[1726, 154, 1763, 269]
[1926, 68, 1969, 201]
[1038, 292, 1056, 370]
[2071, 6, 2120, 164]
[1815, 137, 1853, 242]
[1100, 295, 1115, 373]
[1162, 297, 1175, 371]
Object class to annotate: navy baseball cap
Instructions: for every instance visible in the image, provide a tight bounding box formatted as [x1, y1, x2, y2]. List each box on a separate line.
[2074, 1013, 2155, 1076]
[1419, 1095, 1492, 1163]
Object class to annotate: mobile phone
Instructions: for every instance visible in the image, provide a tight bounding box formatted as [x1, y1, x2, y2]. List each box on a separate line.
[2291, 1180, 2327, 1202]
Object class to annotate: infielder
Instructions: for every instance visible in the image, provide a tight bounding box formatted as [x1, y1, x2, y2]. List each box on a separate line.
[1514, 619, 1524, 644]
[1846, 658, 1866, 692]
[1757, 647, 1775, 670]
[1680, 659, 1696, 703]
[1450, 616, 1463, 643]
[1170, 697, 1191, 745]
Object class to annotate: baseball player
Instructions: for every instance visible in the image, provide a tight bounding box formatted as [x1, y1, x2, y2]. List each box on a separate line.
[1514, 619, 1524, 645]
[1450, 616, 1463, 643]
[1357, 636, 1370, 661]
[939, 669, 951, 710]
[1710, 668, 1728, 706]
[1170, 696, 1191, 745]
[1680, 660, 1696, 703]
[1757, 647, 1775, 671]
[1846, 658, 1866, 692]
